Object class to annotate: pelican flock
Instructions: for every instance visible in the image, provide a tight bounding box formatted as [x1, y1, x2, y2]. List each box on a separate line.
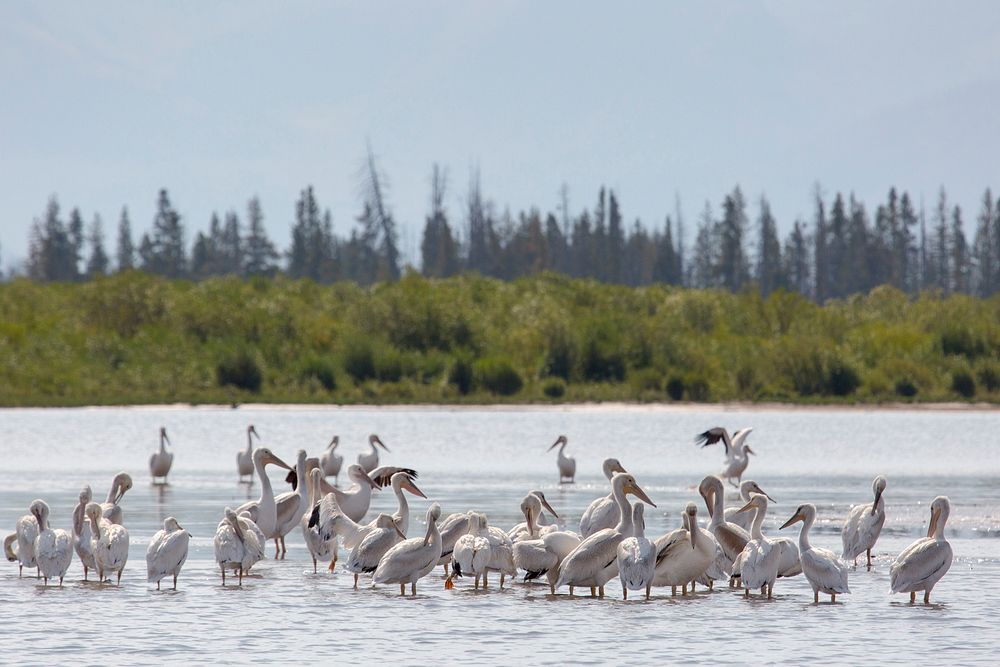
[3, 424, 957, 609]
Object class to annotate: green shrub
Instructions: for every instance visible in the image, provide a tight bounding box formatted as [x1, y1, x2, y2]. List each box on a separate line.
[894, 377, 918, 397]
[342, 339, 376, 383]
[940, 328, 984, 358]
[826, 360, 861, 396]
[217, 350, 262, 392]
[629, 368, 662, 393]
[684, 374, 711, 401]
[474, 358, 523, 395]
[977, 363, 1000, 392]
[448, 356, 474, 395]
[374, 349, 403, 382]
[952, 369, 976, 398]
[301, 357, 336, 391]
[542, 377, 566, 398]
[666, 376, 685, 400]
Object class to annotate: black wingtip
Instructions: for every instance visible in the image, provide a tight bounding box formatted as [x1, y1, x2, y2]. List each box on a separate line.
[286, 470, 298, 490]
[452, 562, 463, 578]
[307, 504, 320, 528]
[523, 569, 547, 582]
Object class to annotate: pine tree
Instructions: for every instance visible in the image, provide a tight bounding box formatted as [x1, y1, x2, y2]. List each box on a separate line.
[607, 190, 625, 283]
[898, 192, 918, 292]
[67, 207, 84, 281]
[359, 143, 400, 282]
[784, 219, 811, 296]
[244, 197, 279, 277]
[932, 188, 949, 293]
[951, 205, 970, 294]
[812, 187, 828, 301]
[691, 202, 716, 288]
[716, 186, 749, 291]
[826, 193, 848, 298]
[845, 195, 871, 295]
[116, 207, 134, 271]
[141, 189, 186, 278]
[544, 212, 567, 274]
[420, 165, 459, 278]
[972, 189, 995, 296]
[27, 196, 75, 281]
[85, 214, 109, 277]
[755, 195, 783, 295]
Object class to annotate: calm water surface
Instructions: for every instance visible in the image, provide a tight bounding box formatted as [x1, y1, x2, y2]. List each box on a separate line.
[1, 405, 998, 665]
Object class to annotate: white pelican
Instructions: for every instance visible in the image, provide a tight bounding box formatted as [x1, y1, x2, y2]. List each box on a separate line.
[101, 472, 133, 525]
[347, 513, 406, 587]
[320, 435, 343, 484]
[301, 468, 337, 573]
[373, 503, 443, 595]
[548, 435, 576, 484]
[146, 517, 191, 590]
[555, 473, 656, 597]
[617, 503, 655, 600]
[86, 502, 128, 585]
[31, 500, 73, 587]
[780, 503, 850, 603]
[484, 517, 517, 589]
[236, 448, 294, 545]
[731, 493, 780, 598]
[696, 426, 755, 486]
[272, 449, 310, 559]
[699, 475, 749, 585]
[72, 486, 96, 581]
[652, 502, 715, 595]
[447, 512, 491, 589]
[579, 458, 629, 537]
[149, 426, 173, 484]
[5, 503, 39, 577]
[890, 495, 953, 604]
[437, 511, 472, 575]
[236, 510, 267, 573]
[214, 507, 265, 585]
[842, 475, 887, 567]
[311, 470, 423, 552]
[724, 480, 775, 531]
[236, 424, 260, 483]
[312, 464, 379, 525]
[513, 527, 581, 594]
[381, 471, 426, 536]
[358, 434, 389, 473]
[508, 491, 562, 543]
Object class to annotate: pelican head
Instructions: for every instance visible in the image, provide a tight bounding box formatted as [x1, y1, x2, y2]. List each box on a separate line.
[164, 516, 191, 536]
[530, 490, 559, 518]
[780, 503, 816, 529]
[684, 501, 699, 548]
[612, 472, 656, 507]
[347, 464, 379, 489]
[391, 472, 427, 498]
[85, 502, 104, 526]
[159, 426, 170, 443]
[927, 496, 951, 538]
[29, 499, 48, 525]
[744, 446, 756, 456]
[632, 502, 646, 531]
[520, 495, 540, 534]
[373, 513, 406, 539]
[871, 475, 888, 515]
[252, 447, 293, 471]
[248, 424, 259, 437]
[741, 480, 775, 503]
[79, 485, 93, 504]
[329, 435, 339, 449]
[735, 492, 768, 515]
[547, 435, 568, 451]
[111, 472, 133, 503]
[698, 475, 723, 517]
[369, 434, 390, 452]
[602, 458, 627, 479]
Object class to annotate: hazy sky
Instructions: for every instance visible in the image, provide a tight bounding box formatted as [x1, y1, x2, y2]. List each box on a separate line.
[2, 1, 999, 269]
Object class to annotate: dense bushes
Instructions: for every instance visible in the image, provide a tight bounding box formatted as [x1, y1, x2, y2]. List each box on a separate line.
[217, 350, 263, 393]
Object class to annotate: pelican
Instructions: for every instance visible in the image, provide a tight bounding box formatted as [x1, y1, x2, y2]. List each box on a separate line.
[312, 464, 379, 525]
[508, 491, 561, 543]
[781, 504, 850, 603]
[447, 512, 491, 589]
[86, 502, 128, 585]
[696, 426, 755, 486]
[5, 503, 39, 577]
[236, 424, 260, 483]
[301, 468, 337, 573]
[890, 496, 953, 604]
[555, 473, 656, 597]
[347, 514, 406, 588]
[652, 502, 715, 595]
[146, 517, 191, 590]
[484, 516, 517, 589]
[320, 435, 343, 484]
[513, 522, 581, 594]
[235, 448, 294, 545]
[101, 472, 133, 525]
[618, 503, 655, 600]
[373, 503, 443, 595]
[731, 493, 780, 598]
[842, 475, 887, 567]
[548, 435, 576, 484]
[579, 458, 629, 537]
[214, 507, 264, 585]
[380, 471, 426, 536]
[358, 434, 389, 473]
[699, 475, 749, 584]
[437, 512, 472, 576]
[724, 480, 775, 531]
[149, 426, 173, 483]
[236, 510, 267, 573]
[31, 500, 73, 587]
[272, 449, 310, 559]
[72, 486, 96, 581]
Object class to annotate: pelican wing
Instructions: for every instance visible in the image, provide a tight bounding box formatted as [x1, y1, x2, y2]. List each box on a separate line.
[695, 427, 730, 454]
[273, 490, 307, 537]
[711, 522, 749, 563]
[774, 537, 801, 577]
[890, 538, 953, 593]
[486, 526, 515, 574]
[453, 534, 491, 576]
[653, 528, 689, 567]
[736, 538, 779, 590]
[348, 527, 402, 574]
[369, 466, 418, 488]
[842, 503, 885, 559]
[234, 500, 260, 524]
[315, 493, 370, 548]
[437, 513, 471, 561]
[801, 546, 850, 594]
[36, 529, 73, 579]
[373, 537, 439, 584]
[555, 528, 623, 588]
[146, 530, 189, 581]
[214, 523, 243, 568]
[579, 494, 617, 538]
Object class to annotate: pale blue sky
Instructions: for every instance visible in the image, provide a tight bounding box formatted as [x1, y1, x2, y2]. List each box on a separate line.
[2, 1, 999, 269]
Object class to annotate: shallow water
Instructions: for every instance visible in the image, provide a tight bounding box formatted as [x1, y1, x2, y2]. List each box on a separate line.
[1, 405, 997, 665]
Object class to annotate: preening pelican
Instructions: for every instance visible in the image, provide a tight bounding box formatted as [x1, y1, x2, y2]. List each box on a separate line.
[548, 435, 576, 484]
[32, 500, 73, 587]
[320, 435, 343, 484]
[101, 472, 133, 525]
[272, 449, 310, 558]
[652, 503, 715, 596]
[146, 517, 191, 590]
[236, 448, 294, 544]
[301, 469, 337, 573]
[86, 502, 128, 585]
[781, 503, 849, 603]
[514, 530, 581, 594]
[890, 496, 953, 604]
[214, 507, 264, 585]
[579, 458, 629, 537]
[5, 503, 39, 577]
[149, 426, 173, 483]
[724, 480, 775, 531]
[617, 503, 655, 600]
[347, 514, 406, 588]
[447, 512, 491, 589]
[696, 427, 755, 486]
[312, 464, 379, 525]
[842, 475, 887, 567]
[484, 517, 516, 589]
[437, 512, 472, 575]
[373, 503, 443, 595]
[508, 491, 561, 543]
[237, 425, 260, 483]
[699, 475, 749, 584]
[555, 473, 655, 597]
[358, 434, 389, 473]
[731, 493, 780, 598]
[72, 486, 96, 581]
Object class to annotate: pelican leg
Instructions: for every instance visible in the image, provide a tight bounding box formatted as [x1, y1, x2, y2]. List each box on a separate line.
[328, 556, 337, 572]
[814, 590, 819, 603]
[708, 580, 713, 590]
[59, 575, 64, 587]
[443, 562, 450, 577]
[645, 584, 651, 600]
[744, 587, 750, 598]
[312, 558, 317, 574]
[157, 580, 161, 591]
[18, 564, 22, 577]
[238, 566, 243, 586]
[474, 574, 480, 590]
[274, 539, 280, 559]
[400, 583, 406, 596]
[354, 574, 359, 589]
[569, 585, 574, 596]
[500, 573, 506, 590]
[691, 581, 696, 592]
[866, 548, 872, 569]
[221, 567, 226, 585]
[117, 570, 122, 587]
[590, 586, 596, 597]
[671, 585, 676, 596]
[173, 574, 178, 591]
[411, 582, 417, 596]
[483, 572, 488, 588]
[682, 583, 688, 595]
[549, 582, 555, 594]
[910, 591, 916, 603]
[831, 593, 836, 603]
[599, 585, 605, 598]
[766, 584, 772, 599]
[924, 589, 931, 604]
[83, 565, 88, 581]
[623, 588, 628, 600]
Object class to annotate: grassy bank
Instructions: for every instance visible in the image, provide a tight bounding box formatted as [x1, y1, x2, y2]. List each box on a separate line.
[1, 271, 999, 406]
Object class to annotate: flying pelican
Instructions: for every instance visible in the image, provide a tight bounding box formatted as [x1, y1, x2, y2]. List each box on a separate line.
[548, 435, 576, 484]
[724, 480, 775, 531]
[618, 503, 655, 600]
[5, 502, 39, 578]
[301, 468, 337, 573]
[358, 434, 389, 473]
[320, 435, 343, 484]
[781, 503, 850, 603]
[346, 513, 406, 588]
[508, 491, 562, 543]
[236, 448, 294, 547]
[842, 475, 888, 568]
[149, 427, 173, 484]
[696, 427, 755, 486]
[579, 458, 629, 537]
[214, 507, 264, 585]
[731, 493, 780, 598]
[312, 464, 380, 525]
[699, 475, 749, 585]
[31, 500, 73, 587]
[437, 512, 472, 576]
[447, 512, 491, 590]
[86, 502, 128, 585]
[272, 449, 310, 559]
[146, 517, 191, 590]
[236, 425, 260, 483]
[652, 502, 715, 596]
[555, 473, 656, 597]
[373, 503, 443, 596]
[101, 472, 133, 525]
[72, 486, 96, 581]
[890, 495, 953, 604]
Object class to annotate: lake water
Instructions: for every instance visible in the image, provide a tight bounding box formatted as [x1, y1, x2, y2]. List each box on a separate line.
[1, 405, 997, 665]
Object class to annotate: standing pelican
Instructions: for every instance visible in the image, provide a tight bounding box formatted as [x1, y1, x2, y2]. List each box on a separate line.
[484, 517, 517, 589]
[513, 510, 581, 595]
[383, 471, 427, 536]
[32, 500, 73, 587]
[696, 427, 755, 487]
[579, 458, 629, 537]
[447, 512, 491, 589]
[236, 448, 294, 547]
[437, 512, 473, 576]
[312, 464, 380, 525]
[731, 493, 780, 598]
[652, 503, 715, 596]
[311, 469, 422, 552]
[101, 472, 133, 525]
[781, 504, 850, 603]
[548, 435, 576, 484]
[149, 426, 173, 484]
[508, 491, 562, 543]
[72, 486, 96, 581]
[724, 481, 775, 531]
[699, 475, 749, 584]
[618, 503, 655, 600]
[842, 475, 887, 567]
[86, 503, 129, 585]
[236, 425, 260, 483]
[320, 435, 343, 484]
[346, 514, 406, 588]
[214, 507, 264, 585]
[373, 503, 443, 595]
[272, 449, 310, 559]
[358, 434, 389, 473]
[555, 473, 656, 597]
[890, 496, 953, 604]
[146, 517, 191, 590]
[302, 469, 337, 573]
[5, 503, 39, 577]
